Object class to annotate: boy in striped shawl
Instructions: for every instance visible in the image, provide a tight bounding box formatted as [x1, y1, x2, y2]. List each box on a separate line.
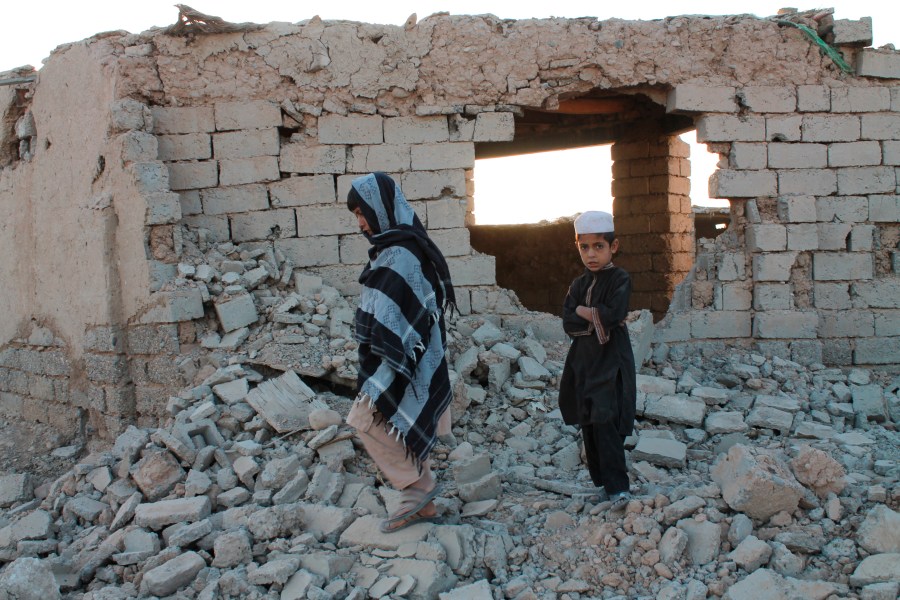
[345, 172, 456, 533]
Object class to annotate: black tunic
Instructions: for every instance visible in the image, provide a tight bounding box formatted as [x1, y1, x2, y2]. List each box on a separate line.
[559, 266, 637, 434]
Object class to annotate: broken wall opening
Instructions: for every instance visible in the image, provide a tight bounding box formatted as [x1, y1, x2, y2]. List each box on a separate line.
[468, 91, 717, 320]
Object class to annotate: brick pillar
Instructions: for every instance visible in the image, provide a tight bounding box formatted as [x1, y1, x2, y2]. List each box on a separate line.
[611, 135, 694, 320]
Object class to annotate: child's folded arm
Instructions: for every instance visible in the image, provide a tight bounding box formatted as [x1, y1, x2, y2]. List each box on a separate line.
[563, 286, 593, 335]
[591, 273, 633, 330]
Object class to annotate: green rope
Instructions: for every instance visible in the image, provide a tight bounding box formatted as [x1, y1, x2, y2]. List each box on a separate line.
[776, 20, 854, 74]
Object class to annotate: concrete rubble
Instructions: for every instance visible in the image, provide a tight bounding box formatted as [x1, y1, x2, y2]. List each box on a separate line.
[1, 251, 898, 598]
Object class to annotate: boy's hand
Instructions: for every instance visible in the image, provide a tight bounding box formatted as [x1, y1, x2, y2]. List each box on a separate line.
[575, 305, 593, 321]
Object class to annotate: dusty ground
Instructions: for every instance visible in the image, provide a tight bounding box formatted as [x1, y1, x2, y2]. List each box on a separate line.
[0, 416, 84, 486]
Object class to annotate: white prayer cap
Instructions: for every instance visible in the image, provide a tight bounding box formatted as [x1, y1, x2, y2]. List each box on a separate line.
[574, 210, 614, 235]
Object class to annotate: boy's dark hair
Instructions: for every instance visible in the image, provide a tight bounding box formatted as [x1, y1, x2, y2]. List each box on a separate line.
[347, 186, 362, 212]
[576, 231, 616, 244]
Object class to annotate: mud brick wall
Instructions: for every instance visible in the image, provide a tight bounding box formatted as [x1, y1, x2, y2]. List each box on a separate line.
[469, 220, 583, 316]
[1, 12, 899, 437]
[158, 102, 496, 301]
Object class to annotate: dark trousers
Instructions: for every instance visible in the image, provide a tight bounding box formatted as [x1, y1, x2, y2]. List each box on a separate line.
[582, 420, 629, 495]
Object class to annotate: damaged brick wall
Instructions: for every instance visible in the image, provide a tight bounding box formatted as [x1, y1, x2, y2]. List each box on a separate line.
[1, 11, 899, 438]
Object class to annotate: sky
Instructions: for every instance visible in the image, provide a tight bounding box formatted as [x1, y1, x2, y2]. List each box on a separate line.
[2, 1, 894, 224]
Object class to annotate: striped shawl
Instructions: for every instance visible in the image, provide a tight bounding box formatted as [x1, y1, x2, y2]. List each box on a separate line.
[351, 173, 454, 466]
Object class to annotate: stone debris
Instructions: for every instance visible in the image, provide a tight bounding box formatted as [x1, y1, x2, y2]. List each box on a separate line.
[1, 293, 898, 599]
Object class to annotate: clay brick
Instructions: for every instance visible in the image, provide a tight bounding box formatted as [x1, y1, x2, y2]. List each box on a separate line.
[754, 311, 817, 339]
[473, 112, 515, 142]
[401, 170, 466, 200]
[816, 223, 852, 250]
[831, 87, 890, 113]
[447, 254, 496, 286]
[691, 311, 751, 339]
[666, 84, 737, 113]
[746, 224, 786, 252]
[836, 167, 895, 195]
[652, 252, 694, 273]
[151, 106, 215, 134]
[778, 169, 836, 196]
[219, 156, 280, 186]
[813, 252, 873, 281]
[157, 134, 211, 161]
[717, 282, 752, 311]
[883, 141, 900, 166]
[766, 116, 802, 142]
[777, 195, 816, 223]
[767, 143, 826, 169]
[714, 253, 744, 282]
[179, 190, 201, 216]
[611, 141, 650, 161]
[230, 209, 296, 241]
[612, 177, 650, 197]
[730, 143, 767, 170]
[167, 161, 218, 191]
[338, 234, 369, 265]
[739, 86, 796, 113]
[137, 289, 205, 324]
[854, 337, 900, 364]
[818, 310, 874, 337]
[426, 198, 466, 229]
[828, 141, 882, 167]
[318, 115, 383, 144]
[709, 170, 776, 198]
[869, 195, 900, 222]
[696, 115, 765, 142]
[146, 192, 183, 225]
[295, 205, 358, 237]
[861, 115, 900, 140]
[649, 175, 690, 196]
[280, 143, 346, 174]
[752, 253, 796, 282]
[269, 175, 335, 207]
[183, 215, 230, 242]
[213, 128, 279, 159]
[201, 184, 268, 215]
[849, 225, 875, 251]
[856, 49, 900, 80]
[430, 228, 472, 257]
[276, 237, 340, 267]
[348, 145, 410, 172]
[120, 130, 159, 163]
[801, 115, 860, 142]
[786, 224, 818, 251]
[832, 17, 873, 45]
[0, 392, 24, 416]
[753, 284, 792, 310]
[797, 85, 830, 112]
[853, 279, 900, 308]
[813, 283, 851, 309]
[874, 312, 900, 336]
[384, 116, 449, 144]
[215, 100, 281, 131]
[815, 196, 868, 222]
[411, 143, 475, 170]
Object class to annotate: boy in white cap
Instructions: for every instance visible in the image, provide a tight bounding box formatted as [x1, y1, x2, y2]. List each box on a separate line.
[559, 210, 637, 511]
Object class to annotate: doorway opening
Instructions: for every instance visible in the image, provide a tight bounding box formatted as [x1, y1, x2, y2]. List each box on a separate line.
[466, 92, 728, 320]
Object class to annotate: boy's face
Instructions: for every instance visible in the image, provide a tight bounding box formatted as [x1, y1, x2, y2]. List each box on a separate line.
[576, 233, 618, 272]
[352, 207, 374, 235]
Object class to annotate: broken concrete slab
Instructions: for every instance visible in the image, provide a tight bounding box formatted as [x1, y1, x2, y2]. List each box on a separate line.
[712, 445, 804, 520]
[243, 369, 326, 433]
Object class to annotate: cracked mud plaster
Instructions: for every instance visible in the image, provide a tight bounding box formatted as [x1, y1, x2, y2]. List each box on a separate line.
[102, 13, 847, 112]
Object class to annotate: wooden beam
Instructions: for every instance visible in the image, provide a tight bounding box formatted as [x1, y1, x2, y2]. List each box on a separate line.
[551, 98, 632, 115]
